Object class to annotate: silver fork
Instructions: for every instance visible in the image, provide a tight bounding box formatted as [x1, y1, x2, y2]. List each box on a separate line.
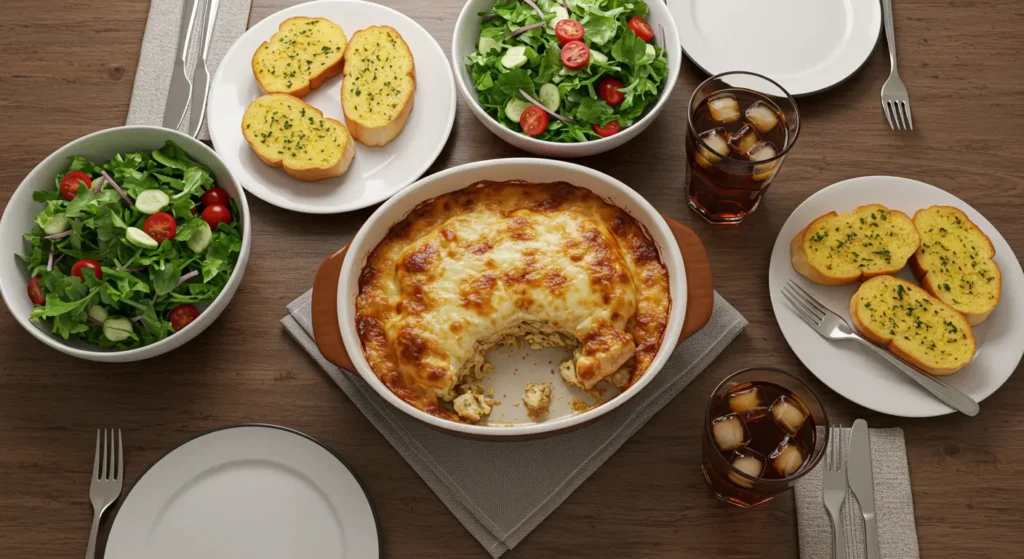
[823, 424, 848, 559]
[86, 429, 124, 559]
[880, 0, 913, 130]
[781, 280, 979, 416]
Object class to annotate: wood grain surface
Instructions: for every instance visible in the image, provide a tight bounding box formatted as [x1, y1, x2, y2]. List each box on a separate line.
[1, 0, 1022, 557]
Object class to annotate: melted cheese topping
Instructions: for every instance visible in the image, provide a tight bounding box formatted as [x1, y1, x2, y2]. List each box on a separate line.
[914, 206, 1001, 315]
[803, 205, 919, 277]
[355, 181, 671, 421]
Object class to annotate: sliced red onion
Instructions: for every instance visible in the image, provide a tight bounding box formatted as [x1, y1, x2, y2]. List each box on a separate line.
[564, 0, 570, 12]
[91, 175, 106, 194]
[521, 0, 544, 18]
[46, 247, 54, 272]
[54, 254, 65, 266]
[519, 88, 576, 123]
[89, 316, 105, 326]
[657, 24, 665, 50]
[117, 266, 146, 273]
[101, 170, 134, 206]
[131, 315, 146, 323]
[481, 13, 502, 23]
[509, 22, 545, 37]
[45, 229, 72, 240]
[176, 270, 199, 288]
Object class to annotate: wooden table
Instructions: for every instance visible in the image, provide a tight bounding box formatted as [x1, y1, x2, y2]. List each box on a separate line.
[1, 0, 1022, 556]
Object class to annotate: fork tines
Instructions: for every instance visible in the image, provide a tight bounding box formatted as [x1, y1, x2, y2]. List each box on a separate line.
[883, 99, 914, 131]
[93, 428, 123, 481]
[782, 279, 828, 326]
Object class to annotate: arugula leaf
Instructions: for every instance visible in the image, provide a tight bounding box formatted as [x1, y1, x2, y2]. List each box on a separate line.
[67, 156, 102, 176]
[150, 262, 181, 296]
[575, 97, 615, 124]
[496, 69, 536, 99]
[612, 30, 647, 66]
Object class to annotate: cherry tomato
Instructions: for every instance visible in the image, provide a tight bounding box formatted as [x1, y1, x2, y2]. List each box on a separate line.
[201, 187, 230, 207]
[554, 19, 585, 45]
[168, 304, 200, 332]
[201, 204, 232, 230]
[27, 276, 45, 305]
[593, 120, 622, 137]
[560, 40, 590, 70]
[627, 16, 655, 41]
[143, 212, 177, 244]
[71, 259, 103, 280]
[520, 106, 549, 137]
[597, 78, 626, 107]
[59, 171, 92, 201]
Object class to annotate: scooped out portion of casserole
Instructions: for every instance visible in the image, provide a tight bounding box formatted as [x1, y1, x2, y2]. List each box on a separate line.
[355, 181, 671, 423]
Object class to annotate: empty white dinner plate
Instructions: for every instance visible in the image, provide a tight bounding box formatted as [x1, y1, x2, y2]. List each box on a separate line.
[669, 0, 881, 95]
[207, 0, 456, 213]
[105, 425, 380, 558]
[768, 176, 1024, 417]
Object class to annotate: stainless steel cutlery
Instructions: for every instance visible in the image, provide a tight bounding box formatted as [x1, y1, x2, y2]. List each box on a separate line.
[880, 0, 913, 130]
[86, 429, 124, 559]
[781, 279, 979, 416]
[164, 0, 218, 137]
[848, 420, 881, 559]
[187, 0, 221, 137]
[821, 421, 881, 559]
[822, 424, 848, 559]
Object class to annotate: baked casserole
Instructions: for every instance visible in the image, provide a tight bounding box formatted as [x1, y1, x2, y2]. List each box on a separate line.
[354, 181, 671, 422]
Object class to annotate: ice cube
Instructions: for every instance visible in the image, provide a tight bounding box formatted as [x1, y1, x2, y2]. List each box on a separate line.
[745, 101, 781, 134]
[728, 385, 767, 419]
[708, 94, 741, 123]
[748, 141, 780, 181]
[695, 128, 730, 168]
[770, 438, 805, 477]
[727, 124, 759, 155]
[728, 448, 766, 488]
[771, 395, 809, 434]
[711, 413, 748, 451]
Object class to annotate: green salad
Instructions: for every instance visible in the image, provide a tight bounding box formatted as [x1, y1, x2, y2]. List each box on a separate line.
[21, 141, 243, 349]
[466, 0, 669, 142]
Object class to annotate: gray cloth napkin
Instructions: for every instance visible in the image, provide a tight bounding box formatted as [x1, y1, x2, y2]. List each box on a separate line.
[127, 0, 253, 140]
[795, 428, 921, 559]
[282, 290, 746, 557]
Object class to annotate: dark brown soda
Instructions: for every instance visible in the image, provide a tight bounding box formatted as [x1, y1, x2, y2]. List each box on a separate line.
[710, 381, 814, 480]
[686, 88, 789, 222]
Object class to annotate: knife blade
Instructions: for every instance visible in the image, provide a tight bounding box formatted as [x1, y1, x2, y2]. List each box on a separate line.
[848, 419, 881, 559]
[162, 0, 201, 130]
[187, 0, 220, 137]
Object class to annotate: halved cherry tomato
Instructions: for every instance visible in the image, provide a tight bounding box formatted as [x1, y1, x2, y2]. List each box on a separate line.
[201, 204, 232, 230]
[71, 259, 103, 280]
[201, 187, 230, 207]
[593, 121, 622, 137]
[554, 19, 585, 45]
[520, 105, 549, 137]
[27, 276, 45, 305]
[143, 212, 177, 244]
[60, 171, 92, 201]
[168, 304, 200, 332]
[628, 16, 655, 41]
[597, 78, 625, 107]
[560, 40, 590, 70]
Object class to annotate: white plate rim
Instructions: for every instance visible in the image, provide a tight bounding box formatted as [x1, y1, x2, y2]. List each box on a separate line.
[104, 424, 382, 557]
[668, 0, 882, 96]
[207, 0, 457, 214]
[768, 175, 1024, 417]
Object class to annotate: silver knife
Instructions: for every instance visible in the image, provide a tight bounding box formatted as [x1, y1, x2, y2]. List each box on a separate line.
[163, 0, 201, 130]
[187, 0, 220, 137]
[848, 419, 881, 559]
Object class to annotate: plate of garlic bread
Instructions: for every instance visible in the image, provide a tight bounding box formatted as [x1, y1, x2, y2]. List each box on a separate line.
[208, 0, 455, 213]
[770, 176, 1024, 417]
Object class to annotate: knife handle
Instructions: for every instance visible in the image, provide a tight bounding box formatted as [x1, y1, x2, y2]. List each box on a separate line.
[864, 511, 881, 559]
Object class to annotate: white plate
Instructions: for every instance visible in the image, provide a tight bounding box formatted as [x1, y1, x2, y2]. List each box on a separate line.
[768, 176, 1024, 417]
[105, 425, 380, 558]
[669, 0, 881, 96]
[207, 0, 456, 213]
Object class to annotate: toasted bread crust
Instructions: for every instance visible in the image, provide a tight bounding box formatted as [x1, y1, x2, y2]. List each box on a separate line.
[252, 17, 347, 97]
[341, 25, 416, 147]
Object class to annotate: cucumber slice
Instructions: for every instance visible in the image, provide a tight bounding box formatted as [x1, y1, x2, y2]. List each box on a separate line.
[135, 189, 170, 215]
[501, 46, 528, 69]
[478, 35, 500, 55]
[590, 50, 609, 64]
[186, 221, 213, 253]
[102, 317, 134, 342]
[548, 6, 569, 29]
[41, 213, 69, 236]
[505, 98, 533, 122]
[125, 227, 158, 249]
[640, 43, 657, 64]
[538, 83, 560, 112]
[88, 305, 108, 323]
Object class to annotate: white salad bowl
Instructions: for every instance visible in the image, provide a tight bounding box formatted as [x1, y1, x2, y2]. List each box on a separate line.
[452, 0, 681, 158]
[0, 126, 252, 362]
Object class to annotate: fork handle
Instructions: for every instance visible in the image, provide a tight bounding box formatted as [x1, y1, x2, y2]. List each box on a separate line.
[828, 509, 848, 559]
[854, 338, 980, 416]
[881, 0, 898, 70]
[85, 509, 102, 559]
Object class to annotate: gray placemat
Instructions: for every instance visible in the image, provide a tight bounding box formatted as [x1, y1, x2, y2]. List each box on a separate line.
[795, 427, 921, 559]
[282, 289, 746, 557]
[127, 0, 253, 140]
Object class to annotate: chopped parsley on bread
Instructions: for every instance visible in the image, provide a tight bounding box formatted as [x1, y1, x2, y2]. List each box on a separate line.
[792, 205, 919, 285]
[911, 206, 1001, 325]
[252, 17, 347, 97]
[341, 25, 415, 146]
[242, 94, 355, 181]
[850, 275, 975, 375]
